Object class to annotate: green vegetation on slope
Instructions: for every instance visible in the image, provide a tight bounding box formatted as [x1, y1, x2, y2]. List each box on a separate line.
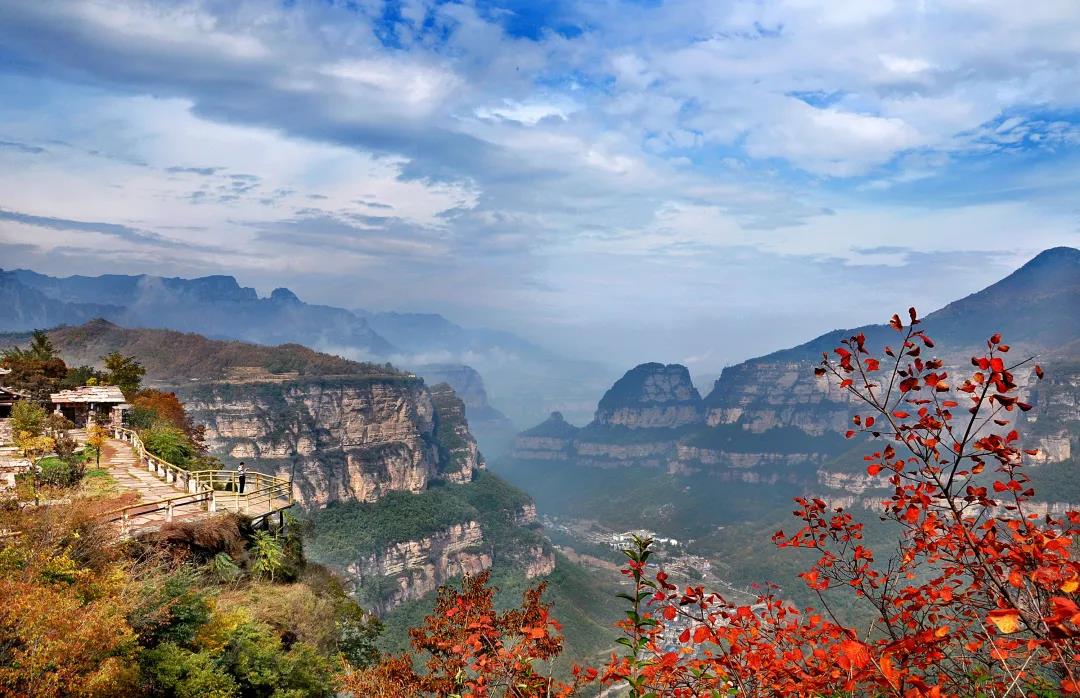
[305, 471, 536, 566]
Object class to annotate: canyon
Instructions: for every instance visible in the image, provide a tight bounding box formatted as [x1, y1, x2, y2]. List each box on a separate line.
[1, 320, 553, 613]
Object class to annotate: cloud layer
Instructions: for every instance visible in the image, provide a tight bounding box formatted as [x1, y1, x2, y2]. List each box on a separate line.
[0, 0, 1078, 370]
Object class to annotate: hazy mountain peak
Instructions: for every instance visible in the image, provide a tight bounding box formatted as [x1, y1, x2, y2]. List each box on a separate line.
[269, 287, 301, 303]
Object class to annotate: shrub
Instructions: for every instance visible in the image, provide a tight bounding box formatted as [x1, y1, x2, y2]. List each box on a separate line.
[141, 425, 195, 467]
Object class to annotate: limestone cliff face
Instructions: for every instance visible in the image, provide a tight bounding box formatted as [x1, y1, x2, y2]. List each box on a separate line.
[595, 363, 704, 429]
[1021, 360, 1078, 463]
[346, 521, 491, 613]
[512, 411, 579, 461]
[335, 502, 555, 613]
[429, 382, 485, 484]
[675, 444, 828, 470]
[703, 361, 857, 434]
[178, 376, 482, 508]
[575, 440, 676, 468]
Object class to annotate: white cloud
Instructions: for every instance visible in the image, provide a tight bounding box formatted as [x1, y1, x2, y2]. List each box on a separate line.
[743, 100, 923, 176]
[0, 0, 1078, 368]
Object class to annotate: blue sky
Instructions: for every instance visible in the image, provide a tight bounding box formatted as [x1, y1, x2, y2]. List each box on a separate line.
[0, 0, 1078, 371]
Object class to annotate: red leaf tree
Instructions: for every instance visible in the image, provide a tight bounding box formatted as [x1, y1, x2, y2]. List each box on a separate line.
[601, 309, 1080, 696]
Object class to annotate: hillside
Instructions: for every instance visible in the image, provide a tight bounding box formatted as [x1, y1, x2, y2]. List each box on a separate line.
[0, 319, 401, 382]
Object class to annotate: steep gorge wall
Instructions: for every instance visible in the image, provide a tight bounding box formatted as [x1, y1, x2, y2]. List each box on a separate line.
[177, 376, 482, 507]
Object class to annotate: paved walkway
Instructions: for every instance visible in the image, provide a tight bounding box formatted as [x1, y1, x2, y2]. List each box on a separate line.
[100, 438, 210, 531]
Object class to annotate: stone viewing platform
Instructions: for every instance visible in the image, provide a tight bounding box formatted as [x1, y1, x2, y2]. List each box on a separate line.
[98, 426, 295, 536]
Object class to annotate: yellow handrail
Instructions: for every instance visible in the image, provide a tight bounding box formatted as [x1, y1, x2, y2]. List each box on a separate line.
[104, 426, 294, 534]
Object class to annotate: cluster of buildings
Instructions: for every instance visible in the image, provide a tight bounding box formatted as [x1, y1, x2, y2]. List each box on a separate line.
[608, 529, 683, 549]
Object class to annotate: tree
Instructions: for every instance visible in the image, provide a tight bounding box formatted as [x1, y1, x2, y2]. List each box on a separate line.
[250, 531, 285, 583]
[11, 401, 53, 505]
[131, 389, 204, 447]
[1, 339, 67, 403]
[340, 571, 581, 697]
[594, 310, 1080, 696]
[3, 329, 58, 362]
[62, 364, 105, 389]
[87, 423, 109, 471]
[102, 351, 146, 398]
[140, 425, 195, 467]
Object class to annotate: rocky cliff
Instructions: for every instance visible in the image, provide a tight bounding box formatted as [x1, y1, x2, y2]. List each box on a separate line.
[596, 363, 705, 429]
[703, 247, 1080, 443]
[178, 375, 484, 507]
[347, 520, 492, 613]
[429, 382, 485, 484]
[417, 364, 517, 457]
[512, 411, 579, 461]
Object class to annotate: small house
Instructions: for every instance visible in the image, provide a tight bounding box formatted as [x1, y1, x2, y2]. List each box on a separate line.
[49, 386, 130, 427]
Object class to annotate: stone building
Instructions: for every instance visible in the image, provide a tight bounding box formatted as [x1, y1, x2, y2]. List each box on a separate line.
[49, 385, 129, 427]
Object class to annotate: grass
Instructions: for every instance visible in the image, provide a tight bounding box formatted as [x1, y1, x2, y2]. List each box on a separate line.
[80, 466, 120, 497]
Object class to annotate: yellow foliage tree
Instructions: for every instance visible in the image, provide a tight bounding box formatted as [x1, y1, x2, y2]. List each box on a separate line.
[86, 423, 109, 471]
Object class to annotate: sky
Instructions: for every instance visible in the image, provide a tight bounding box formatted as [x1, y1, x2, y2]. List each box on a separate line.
[0, 0, 1078, 373]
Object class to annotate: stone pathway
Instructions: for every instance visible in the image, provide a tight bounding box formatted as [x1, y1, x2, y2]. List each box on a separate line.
[100, 438, 210, 531]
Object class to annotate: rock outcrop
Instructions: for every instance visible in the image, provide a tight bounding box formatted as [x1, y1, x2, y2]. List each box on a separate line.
[595, 363, 704, 429]
[429, 382, 485, 484]
[512, 412, 579, 461]
[179, 376, 482, 508]
[347, 520, 491, 613]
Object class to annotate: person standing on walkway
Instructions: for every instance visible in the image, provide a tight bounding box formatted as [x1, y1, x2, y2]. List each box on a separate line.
[237, 461, 246, 494]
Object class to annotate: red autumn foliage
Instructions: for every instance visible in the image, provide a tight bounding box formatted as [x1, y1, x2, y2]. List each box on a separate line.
[347, 309, 1079, 697]
[339, 570, 587, 697]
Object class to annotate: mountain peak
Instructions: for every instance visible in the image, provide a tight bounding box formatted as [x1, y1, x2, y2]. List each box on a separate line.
[595, 362, 704, 429]
[269, 287, 301, 303]
[1011, 246, 1080, 279]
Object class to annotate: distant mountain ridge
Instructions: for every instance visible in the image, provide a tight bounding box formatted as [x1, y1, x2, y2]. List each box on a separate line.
[507, 247, 1080, 487]
[0, 267, 613, 428]
[702, 246, 1080, 434]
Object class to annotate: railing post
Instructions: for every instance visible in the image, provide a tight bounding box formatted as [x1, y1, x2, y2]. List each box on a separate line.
[166, 501, 173, 523]
[121, 512, 129, 537]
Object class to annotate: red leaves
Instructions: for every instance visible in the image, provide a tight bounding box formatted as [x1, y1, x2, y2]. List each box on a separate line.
[838, 639, 871, 670]
[1035, 364, 1044, 380]
[800, 569, 829, 591]
[486, 319, 1080, 698]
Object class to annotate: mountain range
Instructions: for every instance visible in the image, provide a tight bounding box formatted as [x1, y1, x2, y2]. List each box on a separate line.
[0, 267, 616, 436]
[500, 246, 1080, 520]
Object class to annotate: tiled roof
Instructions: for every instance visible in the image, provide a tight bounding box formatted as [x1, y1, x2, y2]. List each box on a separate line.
[0, 385, 29, 399]
[49, 385, 127, 403]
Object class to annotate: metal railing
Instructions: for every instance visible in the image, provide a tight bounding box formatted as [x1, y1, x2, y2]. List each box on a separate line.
[103, 426, 294, 535]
